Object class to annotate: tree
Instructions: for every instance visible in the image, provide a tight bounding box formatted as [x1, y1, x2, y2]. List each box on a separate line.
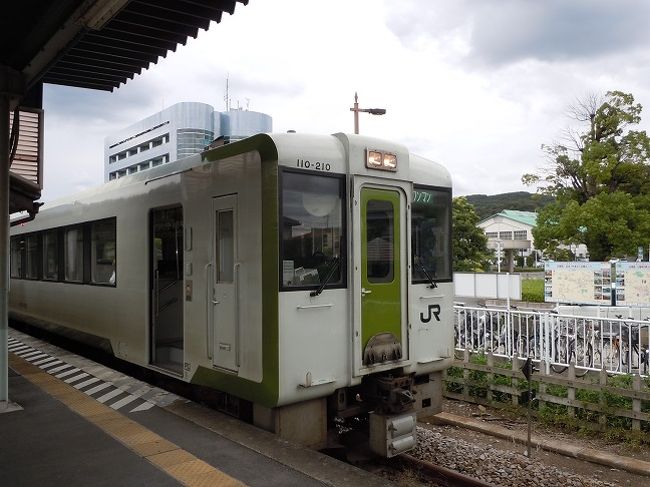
[523, 91, 650, 261]
[452, 197, 491, 271]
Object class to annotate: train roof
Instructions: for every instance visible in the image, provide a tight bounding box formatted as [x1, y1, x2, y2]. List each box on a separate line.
[31, 132, 451, 215]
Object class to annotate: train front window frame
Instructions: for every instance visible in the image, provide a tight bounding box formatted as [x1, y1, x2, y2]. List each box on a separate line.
[279, 168, 347, 291]
[411, 185, 452, 283]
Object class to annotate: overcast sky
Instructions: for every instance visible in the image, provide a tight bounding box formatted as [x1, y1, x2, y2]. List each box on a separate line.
[41, 0, 650, 201]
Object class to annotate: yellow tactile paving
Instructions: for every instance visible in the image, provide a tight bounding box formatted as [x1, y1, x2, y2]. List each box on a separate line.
[180, 470, 244, 487]
[166, 459, 216, 478]
[73, 400, 109, 416]
[131, 439, 179, 457]
[120, 430, 160, 446]
[149, 449, 197, 468]
[9, 348, 247, 486]
[86, 410, 120, 422]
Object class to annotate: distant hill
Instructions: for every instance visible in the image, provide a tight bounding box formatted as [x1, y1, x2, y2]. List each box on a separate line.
[464, 191, 554, 220]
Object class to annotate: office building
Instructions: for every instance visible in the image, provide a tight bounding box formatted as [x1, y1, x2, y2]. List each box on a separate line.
[104, 101, 272, 181]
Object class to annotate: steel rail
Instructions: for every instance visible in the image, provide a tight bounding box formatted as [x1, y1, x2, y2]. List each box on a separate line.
[401, 454, 497, 487]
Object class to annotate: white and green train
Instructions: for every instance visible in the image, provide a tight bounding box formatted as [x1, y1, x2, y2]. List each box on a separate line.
[9, 132, 453, 457]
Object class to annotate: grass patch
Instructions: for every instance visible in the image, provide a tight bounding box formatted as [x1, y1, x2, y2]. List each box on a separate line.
[522, 278, 544, 302]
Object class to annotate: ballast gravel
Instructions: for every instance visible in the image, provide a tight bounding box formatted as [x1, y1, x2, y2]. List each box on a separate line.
[411, 427, 616, 487]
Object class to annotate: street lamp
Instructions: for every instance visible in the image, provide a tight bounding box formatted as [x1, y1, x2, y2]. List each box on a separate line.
[350, 92, 386, 134]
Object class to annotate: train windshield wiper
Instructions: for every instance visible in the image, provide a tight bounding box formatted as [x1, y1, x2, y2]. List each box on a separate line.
[310, 256, 341, 297]
[415, 255, 437, 289]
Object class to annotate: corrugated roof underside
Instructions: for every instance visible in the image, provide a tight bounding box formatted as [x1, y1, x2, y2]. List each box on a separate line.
[42, 0, 247, 91]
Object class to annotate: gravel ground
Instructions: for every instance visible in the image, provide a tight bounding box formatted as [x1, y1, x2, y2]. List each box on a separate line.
[395, 397, 650, 486]
[412, 426, 617, 486]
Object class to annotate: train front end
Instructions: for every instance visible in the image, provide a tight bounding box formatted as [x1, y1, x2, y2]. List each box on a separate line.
[275, 133, 453, 457]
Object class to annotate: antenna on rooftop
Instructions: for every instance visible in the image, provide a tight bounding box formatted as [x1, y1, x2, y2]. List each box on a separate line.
[224, 74, 231, 111]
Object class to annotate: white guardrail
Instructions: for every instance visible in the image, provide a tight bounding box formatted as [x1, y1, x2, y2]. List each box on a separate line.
[454, 305, 650, 376]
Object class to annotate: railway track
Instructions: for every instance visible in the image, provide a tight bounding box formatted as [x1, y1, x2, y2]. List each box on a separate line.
[399, 454, 496, 487]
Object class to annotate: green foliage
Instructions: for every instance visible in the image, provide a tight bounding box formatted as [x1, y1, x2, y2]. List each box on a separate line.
[522, 279, 544, 302]
[546, 383, 568, 397]
[452, 197, 491, 271]
[575, 388, 600, 404]
[524, 91, 650, 261]
[445, 358, 650, 444]
[465, 191, 554, 220]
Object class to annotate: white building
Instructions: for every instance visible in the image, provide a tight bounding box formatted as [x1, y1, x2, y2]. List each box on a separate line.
[478, 210, 536, 269]
[104, 101, 272, 181]
[478, 210, 588, 267]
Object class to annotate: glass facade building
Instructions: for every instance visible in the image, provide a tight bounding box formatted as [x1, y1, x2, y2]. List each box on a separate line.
[104, 102, 272, 182]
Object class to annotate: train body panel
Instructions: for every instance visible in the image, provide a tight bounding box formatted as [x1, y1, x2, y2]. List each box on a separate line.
[9, 132, 453, 452]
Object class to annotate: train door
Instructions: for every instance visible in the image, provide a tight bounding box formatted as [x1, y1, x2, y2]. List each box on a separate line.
[150, 206, 184, 375]
[356, 185, 407, 369]
[211, 194, 239, 372]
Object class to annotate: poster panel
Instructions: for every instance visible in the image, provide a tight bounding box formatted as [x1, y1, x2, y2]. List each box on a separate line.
[544, 262, 612, 305]
[615, 262, 650, 306]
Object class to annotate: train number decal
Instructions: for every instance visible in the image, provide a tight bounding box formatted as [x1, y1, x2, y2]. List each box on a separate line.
[296, 158, 331, 172]
[420, 304, 441, 323]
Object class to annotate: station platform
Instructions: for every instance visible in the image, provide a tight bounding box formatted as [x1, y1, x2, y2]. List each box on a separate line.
[0, 330, 393, 487]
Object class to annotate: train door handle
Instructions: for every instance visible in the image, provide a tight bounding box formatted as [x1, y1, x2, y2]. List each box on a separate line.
[361, 288, 372, 296]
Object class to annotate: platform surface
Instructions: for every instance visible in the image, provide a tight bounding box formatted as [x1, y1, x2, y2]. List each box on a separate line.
[1, 330, 394, 487]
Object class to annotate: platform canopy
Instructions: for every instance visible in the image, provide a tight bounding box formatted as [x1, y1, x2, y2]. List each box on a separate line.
[0, 0, 249, 406]
[3, 0, 248, 92]
[2, 0, 248, 214]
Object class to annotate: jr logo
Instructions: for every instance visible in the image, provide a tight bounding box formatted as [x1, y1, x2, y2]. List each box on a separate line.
[420, 304, 441, 323]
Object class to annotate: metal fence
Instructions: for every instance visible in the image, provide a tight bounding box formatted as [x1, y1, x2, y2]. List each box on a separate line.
[454, 305, 650, 376]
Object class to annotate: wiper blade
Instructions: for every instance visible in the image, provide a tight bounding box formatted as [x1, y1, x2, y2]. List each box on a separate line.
[415, 256, 437, 289]
[310, 256, 341, 297]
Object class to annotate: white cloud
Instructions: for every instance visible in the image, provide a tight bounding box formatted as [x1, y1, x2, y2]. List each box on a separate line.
[41, 0, 650, 201]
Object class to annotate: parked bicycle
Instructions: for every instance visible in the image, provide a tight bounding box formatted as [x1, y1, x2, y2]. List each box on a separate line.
[550, 316, 596, 377]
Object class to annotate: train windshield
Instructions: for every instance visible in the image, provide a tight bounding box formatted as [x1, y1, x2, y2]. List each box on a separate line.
[411, 186, 452, 282]
[280, 170, 346, 290]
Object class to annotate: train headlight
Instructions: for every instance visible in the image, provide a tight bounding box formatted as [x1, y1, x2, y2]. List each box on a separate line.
[383, 153, 397, 170]
[367, 150, 383, 169]
[366, 150, 397, 171]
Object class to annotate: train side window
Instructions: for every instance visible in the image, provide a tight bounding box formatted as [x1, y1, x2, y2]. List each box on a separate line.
[280, 170, 346, 290]
[64, 226, 84, 283]
[91, 219, 116, 285]
[25, 234, 41, 280]
[411, 186, 452, 283]
[10, 236, 24, 278]
[43, 230, 59, 281]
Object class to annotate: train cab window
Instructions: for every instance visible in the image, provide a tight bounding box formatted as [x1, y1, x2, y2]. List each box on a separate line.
[10, 236, 24, 278]
[43, 231, 58, 280]
[91, 219, 116, 285]
[411, 186, 452, 283]
[25, 234, 40, 279]
[64, 226, 84, 282]
[280, 171, 346, 290]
